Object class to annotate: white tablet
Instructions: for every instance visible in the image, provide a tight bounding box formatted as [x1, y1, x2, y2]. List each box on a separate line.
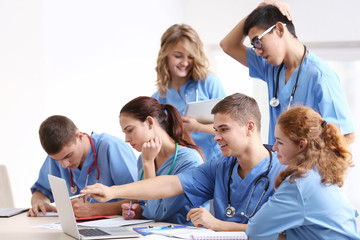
[183, 98, 222, 124]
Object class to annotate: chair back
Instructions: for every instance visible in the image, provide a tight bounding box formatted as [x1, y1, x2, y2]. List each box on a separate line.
[0, 164, 15, 208]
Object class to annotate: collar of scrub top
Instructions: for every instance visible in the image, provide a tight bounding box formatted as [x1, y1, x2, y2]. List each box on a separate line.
[139, 142, 178, 180]
[269, 45, 307, 110]
[69, 132, 99, 195]
[225, 147, 272, 218]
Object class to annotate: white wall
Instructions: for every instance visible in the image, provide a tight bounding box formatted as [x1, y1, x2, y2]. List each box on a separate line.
[1, 0, 359, 217]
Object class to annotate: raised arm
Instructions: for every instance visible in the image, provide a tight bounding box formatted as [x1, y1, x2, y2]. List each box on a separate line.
[81, 175, 184, 202]
[220, 0, 293, 67]
[220, 16, 249, 67]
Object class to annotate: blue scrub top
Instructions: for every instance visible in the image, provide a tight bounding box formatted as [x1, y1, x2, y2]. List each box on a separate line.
[246, 168, 360, 240]
[137, 146, 208, 225]
[152, 73, 226, 162]
[31, 132, 137, 202]
[177, 151, 285, 223]
[247, 48, 354, 145]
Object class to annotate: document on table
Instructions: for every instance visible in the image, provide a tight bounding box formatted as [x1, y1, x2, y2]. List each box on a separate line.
[146, 227, 214, 239]
[77, 217, 154, 228]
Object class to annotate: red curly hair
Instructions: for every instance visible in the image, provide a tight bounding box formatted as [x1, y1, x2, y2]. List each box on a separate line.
[274, 106, 353, 189]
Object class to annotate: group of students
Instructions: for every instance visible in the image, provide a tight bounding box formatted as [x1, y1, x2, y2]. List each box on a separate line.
[27, 1, 359, 239]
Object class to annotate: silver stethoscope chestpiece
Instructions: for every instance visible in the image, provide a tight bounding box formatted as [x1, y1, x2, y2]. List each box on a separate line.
[225, 205, 236, 218]
[270, 97, 280, 107]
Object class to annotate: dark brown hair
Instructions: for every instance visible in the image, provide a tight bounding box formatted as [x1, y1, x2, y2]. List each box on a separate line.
[39, 115, 78, 154]
[120, 96, 203, 160]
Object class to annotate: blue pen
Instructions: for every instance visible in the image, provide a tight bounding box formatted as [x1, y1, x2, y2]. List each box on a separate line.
[127, 201, 132, 217]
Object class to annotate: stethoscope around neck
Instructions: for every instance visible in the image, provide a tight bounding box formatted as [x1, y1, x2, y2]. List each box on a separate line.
[69, 133, 99, 195]
[225, 147, 273, 218]
[139, 142, 178, 180]
[270, 45, 307, 109]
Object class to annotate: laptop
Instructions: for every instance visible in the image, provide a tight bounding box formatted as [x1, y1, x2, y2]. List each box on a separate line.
[183, 98, 222, 124]
[48, 174, 140, 239]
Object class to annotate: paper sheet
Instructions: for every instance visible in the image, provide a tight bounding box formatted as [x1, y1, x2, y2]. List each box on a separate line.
[77, 217, 154, 228]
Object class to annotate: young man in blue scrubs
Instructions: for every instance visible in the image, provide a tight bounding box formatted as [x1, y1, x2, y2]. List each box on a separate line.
[220, 1, 355, 145]
[28, 115, 137, 218]
[82, 93, 285, 232]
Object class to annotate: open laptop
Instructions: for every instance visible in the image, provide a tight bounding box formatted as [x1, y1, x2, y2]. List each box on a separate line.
[48, 174, 140, 239]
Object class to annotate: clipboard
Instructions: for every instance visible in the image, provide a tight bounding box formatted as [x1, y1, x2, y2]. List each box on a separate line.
[183, 98, 222, 124]
[133, 225, 187, 236]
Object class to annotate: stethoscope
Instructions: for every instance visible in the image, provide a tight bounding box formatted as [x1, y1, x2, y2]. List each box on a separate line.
[184, 80, 199, 104]
[69, 133, 99, 194]
[225, 147, 273, 218]
[270, 45, 307, 110]
[139, 142, 178, 180]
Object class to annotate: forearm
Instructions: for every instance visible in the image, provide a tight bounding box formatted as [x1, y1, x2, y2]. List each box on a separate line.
[89, 200, 133, 216]
[213, 221, 247, 232]
[31, 191, 50, 205]
[196, 123, 216, 135]
[111, 175, 184, 200]
[344, 132, 355, 145]
[219, 16, 249, 66]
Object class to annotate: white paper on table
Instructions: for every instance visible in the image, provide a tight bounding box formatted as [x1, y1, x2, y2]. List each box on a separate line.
[77, 217, 154, 228]
[32, 221, 62, 230]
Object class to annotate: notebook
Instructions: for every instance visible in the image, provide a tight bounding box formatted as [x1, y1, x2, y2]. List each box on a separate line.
[192, 231, 248, 240]
[0, 208, 28, 217]
[183, 98, 223, 124]
[48, 174, 140, 239]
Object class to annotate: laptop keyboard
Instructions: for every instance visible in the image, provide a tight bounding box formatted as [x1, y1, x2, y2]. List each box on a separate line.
[79, 228, 111, 236]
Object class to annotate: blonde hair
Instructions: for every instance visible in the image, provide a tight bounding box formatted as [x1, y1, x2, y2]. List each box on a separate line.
[155, 24, 209, 96]
[274, 106, 353, 189]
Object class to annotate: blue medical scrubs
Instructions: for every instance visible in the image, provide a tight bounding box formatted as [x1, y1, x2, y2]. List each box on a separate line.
[246, 168, 360, 240]
[138, 146, 208, 225]
[152, 73, 226, 162]
[31, 132, 137, 202]
[247, 48, 354, 145]
[177, 151, 285, 223]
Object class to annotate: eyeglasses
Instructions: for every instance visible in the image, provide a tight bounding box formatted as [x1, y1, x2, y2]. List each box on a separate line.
[251, 24, 286, 50]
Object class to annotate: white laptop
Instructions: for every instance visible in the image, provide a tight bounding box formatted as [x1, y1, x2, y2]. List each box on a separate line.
[48, 174, 140, 239]
[183, 98, 222, 124]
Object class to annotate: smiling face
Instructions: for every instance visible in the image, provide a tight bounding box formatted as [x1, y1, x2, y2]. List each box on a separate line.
[273, 124, 303, 165]
[119, 114, 152, 152]
[166, 40, 194, 82]
[213, 113, 249, 157]
[49, 135, 84, 169]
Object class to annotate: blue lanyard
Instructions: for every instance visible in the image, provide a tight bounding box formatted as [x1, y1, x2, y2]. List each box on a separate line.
[139, 142, 178, 180]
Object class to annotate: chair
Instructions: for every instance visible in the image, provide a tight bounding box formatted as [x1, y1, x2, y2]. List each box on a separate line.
[0, 164, 15, 208]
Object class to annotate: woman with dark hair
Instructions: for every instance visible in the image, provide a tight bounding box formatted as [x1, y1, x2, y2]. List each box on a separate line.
[118, 96, 207, 225]
[246, 106, 359, 239]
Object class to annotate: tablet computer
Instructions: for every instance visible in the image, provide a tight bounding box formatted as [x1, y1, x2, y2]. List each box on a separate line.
[183, 98, 222, 124]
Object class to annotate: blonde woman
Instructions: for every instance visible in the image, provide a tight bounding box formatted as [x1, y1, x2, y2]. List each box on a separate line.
[152, 24, 226, 162]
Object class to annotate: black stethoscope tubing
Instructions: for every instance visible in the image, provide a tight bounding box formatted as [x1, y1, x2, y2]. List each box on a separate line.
[270, 45, 307, 108]
[225, 147, 273, 218]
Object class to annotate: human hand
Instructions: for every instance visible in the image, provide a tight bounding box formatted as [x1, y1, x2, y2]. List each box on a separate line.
[81, 183, 114, 202]
[71, 197, 94, 218]
[121, 202, 143, 220]
[27, 191, 57, 217]
[182, 116, 200, 133]
[141, 136, 162, 163]
[258, 0, 293, 22]
[186, 208, 219, 229]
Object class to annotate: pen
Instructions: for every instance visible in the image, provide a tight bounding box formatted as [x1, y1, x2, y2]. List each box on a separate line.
[69, 193, 87, 200]
[127, 201, 132, 217]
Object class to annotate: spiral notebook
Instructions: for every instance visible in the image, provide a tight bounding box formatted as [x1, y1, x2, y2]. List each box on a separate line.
[192, 231, 247, 240]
